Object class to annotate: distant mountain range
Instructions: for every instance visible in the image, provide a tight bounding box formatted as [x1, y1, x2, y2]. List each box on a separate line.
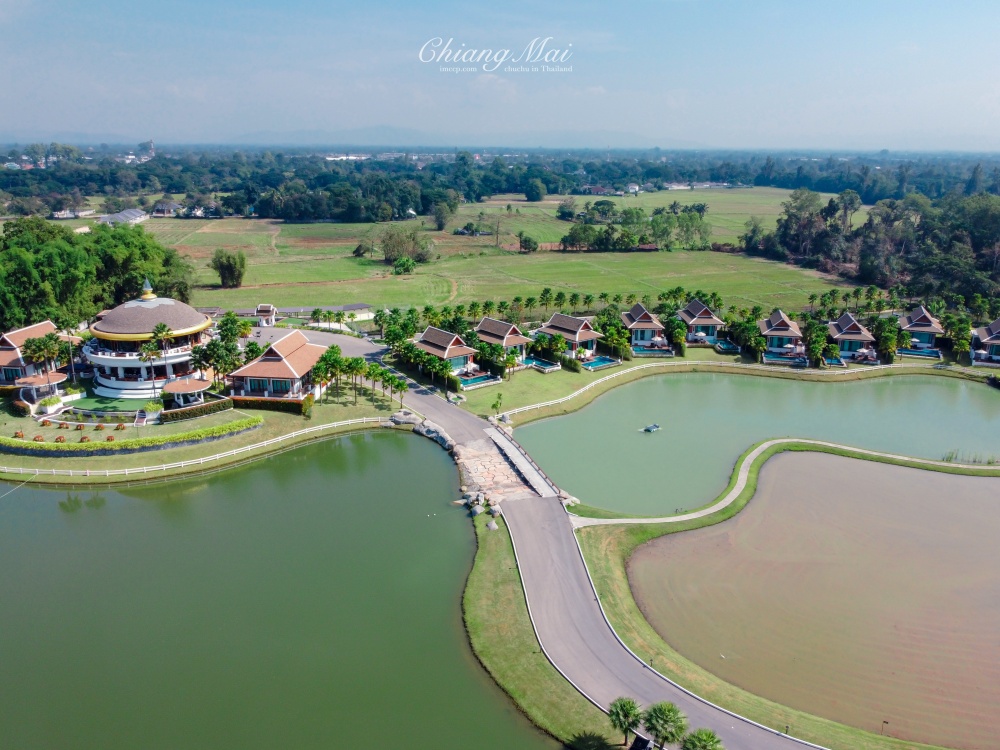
[0, 125, 707, 150]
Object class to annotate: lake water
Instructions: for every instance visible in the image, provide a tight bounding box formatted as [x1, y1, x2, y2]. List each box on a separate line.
[517, 373, 1000, 514]
[0, 431, 554, 750]
[630, 453, 1000, 750]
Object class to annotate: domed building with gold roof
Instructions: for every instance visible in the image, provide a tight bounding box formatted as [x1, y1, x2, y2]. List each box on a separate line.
[84, 280, 213, 399]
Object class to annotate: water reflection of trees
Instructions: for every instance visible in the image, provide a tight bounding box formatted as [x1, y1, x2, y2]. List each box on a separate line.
[58, 493, 106, 512]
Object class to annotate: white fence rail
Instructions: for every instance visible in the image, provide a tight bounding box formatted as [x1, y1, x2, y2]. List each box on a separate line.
[0, 417, 388, 479]
[502, 360, 975, 418]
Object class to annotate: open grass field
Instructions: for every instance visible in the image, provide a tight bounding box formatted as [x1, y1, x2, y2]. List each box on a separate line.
[49, 187, 859, 313]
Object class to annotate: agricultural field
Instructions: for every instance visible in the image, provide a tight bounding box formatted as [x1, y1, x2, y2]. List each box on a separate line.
[38, 187, 854, 313]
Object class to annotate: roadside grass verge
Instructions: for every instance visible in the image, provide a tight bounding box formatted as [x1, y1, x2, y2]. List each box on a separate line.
[575, 440, 1000, 750]
[464, 512, 616, 748]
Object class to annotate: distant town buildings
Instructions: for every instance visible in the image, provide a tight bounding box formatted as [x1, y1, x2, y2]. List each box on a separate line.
[97, 208, 149, 226]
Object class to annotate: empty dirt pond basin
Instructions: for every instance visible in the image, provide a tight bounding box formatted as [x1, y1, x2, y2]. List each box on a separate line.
[629, 452, 1000, 750]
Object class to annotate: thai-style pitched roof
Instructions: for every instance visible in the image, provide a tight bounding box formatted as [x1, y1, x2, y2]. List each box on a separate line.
[537, 313, 603, 343]
[827, 312, 875, 342]
[413, 326, 476, 360]
[475, 317, 532, 348]
[899, 306, 945, 335]
[758, 310, 802, 338]
[229, 329, 326, 380]
[975, 318, 1000, 345]
[1, 320, 59, 349]
[620, 303, 664, 331]
[677, 299, 725, 328]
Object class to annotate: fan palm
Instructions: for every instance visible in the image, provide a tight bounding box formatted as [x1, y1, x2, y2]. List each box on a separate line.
[642, 702, 687, 748]
[608, 697, 642, 747]
[681, 728, 724, 750]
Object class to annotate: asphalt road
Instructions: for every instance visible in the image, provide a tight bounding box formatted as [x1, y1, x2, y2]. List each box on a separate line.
[303, 330, 817, 749]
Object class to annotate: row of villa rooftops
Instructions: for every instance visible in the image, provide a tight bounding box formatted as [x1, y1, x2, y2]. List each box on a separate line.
[411, 301, 957, 361]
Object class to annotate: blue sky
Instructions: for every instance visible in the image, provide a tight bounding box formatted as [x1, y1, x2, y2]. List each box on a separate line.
[5, 0, 1000, 149]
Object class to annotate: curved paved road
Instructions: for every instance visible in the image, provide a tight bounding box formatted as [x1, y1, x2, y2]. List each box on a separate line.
[305, 333, 818, 747]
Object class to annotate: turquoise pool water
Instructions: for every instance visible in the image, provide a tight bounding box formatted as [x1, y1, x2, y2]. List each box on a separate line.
[633, 346, 674, 355]
[459, 374, 497, 386]
[582, 356, 619, 369]
[524, 356, 558, 369]
[899, 348, 941, 358]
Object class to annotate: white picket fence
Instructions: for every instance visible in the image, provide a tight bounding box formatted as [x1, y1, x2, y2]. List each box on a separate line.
[0, 417, 389, 478]
[501, 360, 973, 418]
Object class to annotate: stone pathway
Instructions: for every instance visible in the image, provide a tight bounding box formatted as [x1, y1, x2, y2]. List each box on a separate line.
[484, 428, 558, 498]
[453, 438, 538, 503]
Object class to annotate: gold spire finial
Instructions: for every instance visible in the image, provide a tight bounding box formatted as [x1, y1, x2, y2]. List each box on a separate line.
[140, 279, 156, 301]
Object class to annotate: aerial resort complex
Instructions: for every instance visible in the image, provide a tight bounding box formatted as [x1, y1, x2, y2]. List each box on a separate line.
[7, 5, 1000, 745]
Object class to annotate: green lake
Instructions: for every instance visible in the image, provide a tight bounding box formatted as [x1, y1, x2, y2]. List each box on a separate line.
[0, 431, 555, 750]
[516, 373, 1000, 514]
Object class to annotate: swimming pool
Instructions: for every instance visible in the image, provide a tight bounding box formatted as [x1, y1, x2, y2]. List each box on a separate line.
[523, 356, 560, 372]
[632, 346, 674, 356]
[715, 340, 740, 354]
[582, 356, 620, 370]
[899, 348, 942, 358]
[458, 374, 498, 388]
[762, 353, 807, 366]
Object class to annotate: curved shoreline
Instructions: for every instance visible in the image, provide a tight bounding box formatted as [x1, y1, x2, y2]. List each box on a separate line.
[3, 360, 997, 749]
[570, 440, 1000, 750]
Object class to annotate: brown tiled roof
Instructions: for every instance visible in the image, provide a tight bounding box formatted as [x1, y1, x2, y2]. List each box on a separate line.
[229, 329, 326, 379]
[621, 303, 664, 331]
[827, 312, 874, 342]
[0, 349, 23, 368]
[163, 378, 213, 394]
[899, 306, 945, 335]
[677, 299, 724, 328]
[538, 313, 603, 343]
[758, 310, 802, 338]
[413, 326, 476, 359]
[1, 320, 59, 349]
[16, 371, 67, 387]
[475, 317, 531, 347]
[975, 319, 1000, 345]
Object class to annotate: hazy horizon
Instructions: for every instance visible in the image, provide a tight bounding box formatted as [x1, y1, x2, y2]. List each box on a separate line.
[6, 0, 1000, 150]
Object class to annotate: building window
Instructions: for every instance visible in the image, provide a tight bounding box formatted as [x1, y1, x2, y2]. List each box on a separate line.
[248, 378, 269, 392]
[271, 379, 291, 394]
[2, 367, 21, 381]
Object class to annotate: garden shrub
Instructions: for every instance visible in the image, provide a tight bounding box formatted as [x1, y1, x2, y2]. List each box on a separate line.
[11, 401, 30, 417]
[39, 396, 61, 407]
[160, 397, 233, 423]
[0, 417, 262, 456]
[559, 355, 583, 373]
[33, 435, 43, 442]
[231, 397, 307, 415]
[301, 394, 314, 419]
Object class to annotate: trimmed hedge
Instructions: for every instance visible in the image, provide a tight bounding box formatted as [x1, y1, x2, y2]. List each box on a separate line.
[0, 417, 263, 457]
[231, 396, 310, 415]
[161, 397, 234, 423]
[559, 355, 583, 373]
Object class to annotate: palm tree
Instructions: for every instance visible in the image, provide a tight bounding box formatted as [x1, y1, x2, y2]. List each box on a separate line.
[497, 300, 510, 319]
[138, 342, 160, 393]
[643, 702, 688, 748]
[333, 310, 346, 329]
[539, 287, 553, 311]
[504, 352, 517, 380]
[345, 357, 366, 405]
[482, 300, 496, 317]
[681, 728, 724, 750]
[237, 319, 253, 346]
[373, 309, 388, 337]
[612, 293, 624, 305]
[554, 291, 567, 310]
[808, 293, 818, 311]
[524, 297, 538, 317]
[311, 308, 324, 326]
[151, 322, 172, 366]
[569, 292, 581, 311]
[329, 355, 345, 399]
[608, 697, 642, 746]
[467, 301, 481, 321]
[381, 370, 394, 404]
[583, 293, 595, 310]
[23, 333, 64, 395]
[191, 345, 210, 380]
[422, 305, 437, 326]
[852, 287, 863, 309]
[625, 293, 637, 306]
[395, 377, 408, 407]
[366, 362, 382, 406]
[598, 292, 610, 305]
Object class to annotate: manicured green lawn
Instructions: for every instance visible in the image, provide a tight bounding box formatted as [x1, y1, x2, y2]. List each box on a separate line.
[464, 512, 616, 748]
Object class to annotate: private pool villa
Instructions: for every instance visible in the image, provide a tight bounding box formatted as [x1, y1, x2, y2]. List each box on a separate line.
[621, 303, 670, 355]
[758, 309, 804, 357]
[537, 313, 603, 358]
[678, 298, 725, 343]
[973, 317, 1000, 366]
